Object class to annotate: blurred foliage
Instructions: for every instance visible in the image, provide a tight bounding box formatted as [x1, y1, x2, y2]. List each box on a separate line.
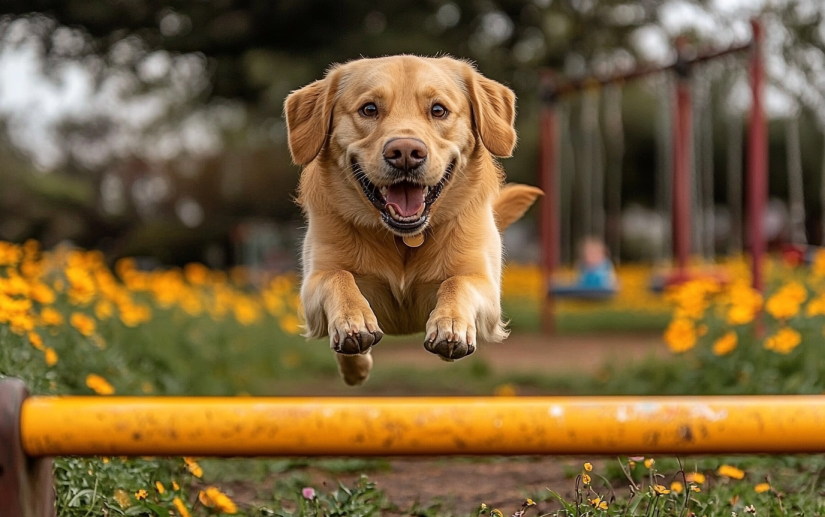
[1, 1, 825, 261]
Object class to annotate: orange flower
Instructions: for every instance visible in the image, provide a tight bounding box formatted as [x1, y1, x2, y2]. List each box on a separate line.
[39, 307, 64, 326]
[717, 464, 745, 479]
[184, 457, 203, 478]
[664, 318, 696, 353]
[686, 472, 706, 484]
[198, 486, 238, 514]
[44, 347, 58, 366]
[172, 497, 191, 517]
[712, 331, 738, 356]
[85, 374, 114, 395]
[764, 327, 802, 354]
[70, 312, 96, 336]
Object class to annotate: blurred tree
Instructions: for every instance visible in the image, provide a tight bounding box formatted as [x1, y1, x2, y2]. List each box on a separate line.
[1, 0, 825, 260]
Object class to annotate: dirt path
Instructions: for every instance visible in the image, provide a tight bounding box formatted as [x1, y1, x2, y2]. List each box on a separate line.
[373, 331, 666, 374]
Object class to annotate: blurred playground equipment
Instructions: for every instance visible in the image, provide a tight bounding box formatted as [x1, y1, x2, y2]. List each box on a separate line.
[536, 20, 783, 331]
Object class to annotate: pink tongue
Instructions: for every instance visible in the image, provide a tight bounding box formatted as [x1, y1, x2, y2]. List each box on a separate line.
[386, 183, 425, 217]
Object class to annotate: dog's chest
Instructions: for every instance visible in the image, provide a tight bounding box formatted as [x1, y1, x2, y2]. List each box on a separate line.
[353, 271, 439, 334]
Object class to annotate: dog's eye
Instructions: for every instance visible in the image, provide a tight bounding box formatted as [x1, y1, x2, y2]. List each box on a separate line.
[431, 104, 448, 118]
[360, 103, 378, 117]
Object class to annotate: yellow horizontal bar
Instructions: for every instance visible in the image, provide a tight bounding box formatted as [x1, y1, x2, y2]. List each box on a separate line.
[21, 396, 825, 457]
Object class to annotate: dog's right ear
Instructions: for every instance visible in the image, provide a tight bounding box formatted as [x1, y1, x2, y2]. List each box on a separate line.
[284, 67, 342, 166]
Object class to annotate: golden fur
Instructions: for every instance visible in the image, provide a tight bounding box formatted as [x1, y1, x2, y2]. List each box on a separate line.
[284, 55, 542, 385]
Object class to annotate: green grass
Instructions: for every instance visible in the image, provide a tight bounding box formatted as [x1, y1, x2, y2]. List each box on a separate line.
[504, 299, 671, 334]
[4, 265, 825, 516]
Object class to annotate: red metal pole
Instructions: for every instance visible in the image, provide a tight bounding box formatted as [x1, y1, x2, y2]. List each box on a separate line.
[672, 39, 692, 277]
[539, 71, 558, 333]
[748, 19, 767, 292]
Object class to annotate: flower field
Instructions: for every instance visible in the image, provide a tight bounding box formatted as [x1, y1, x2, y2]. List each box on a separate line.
[661, 250, 825, 394]
[3, 239, 825, 515]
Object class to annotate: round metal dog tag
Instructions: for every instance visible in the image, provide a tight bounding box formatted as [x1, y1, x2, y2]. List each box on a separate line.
[403, 234, 425, 248]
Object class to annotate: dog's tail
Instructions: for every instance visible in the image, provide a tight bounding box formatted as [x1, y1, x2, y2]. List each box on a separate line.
[493, 183, 544, 232]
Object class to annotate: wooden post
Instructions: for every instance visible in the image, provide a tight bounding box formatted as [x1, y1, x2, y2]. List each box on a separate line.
[748, 19, 767, 292]
[672, 37, 693, 277]
[0, 379, 55, 517]
[539, 71, 559, 333]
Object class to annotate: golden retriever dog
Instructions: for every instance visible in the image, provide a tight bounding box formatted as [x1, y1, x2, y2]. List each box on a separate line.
[284, 55, 542, 385]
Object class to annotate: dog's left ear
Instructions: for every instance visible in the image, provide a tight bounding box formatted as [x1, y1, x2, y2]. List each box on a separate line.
[460, 62, 517, 158]
[284, 66, 343, 166]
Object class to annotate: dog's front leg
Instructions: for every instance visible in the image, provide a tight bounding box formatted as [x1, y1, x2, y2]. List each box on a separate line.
[424, 274, 507, 361]
[302, 270, 383, 385]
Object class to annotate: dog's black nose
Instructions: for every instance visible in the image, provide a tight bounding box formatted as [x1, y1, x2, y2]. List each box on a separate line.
[383, 138, 427, 171]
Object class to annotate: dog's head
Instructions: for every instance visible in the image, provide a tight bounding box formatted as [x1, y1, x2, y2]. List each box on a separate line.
[284, 56, 516, 236]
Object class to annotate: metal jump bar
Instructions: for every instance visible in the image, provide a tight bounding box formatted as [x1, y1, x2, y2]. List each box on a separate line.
[4, 378, 825, 516]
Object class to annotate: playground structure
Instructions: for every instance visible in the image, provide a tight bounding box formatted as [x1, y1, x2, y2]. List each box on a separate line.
[4, 377, 825, 516]
[538, 20, 770, 329]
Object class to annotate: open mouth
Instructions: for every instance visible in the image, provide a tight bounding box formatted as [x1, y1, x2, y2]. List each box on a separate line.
[353, 162, 454, 234]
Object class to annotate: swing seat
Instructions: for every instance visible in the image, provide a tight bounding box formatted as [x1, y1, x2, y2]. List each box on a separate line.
[550, 284, 618, 299]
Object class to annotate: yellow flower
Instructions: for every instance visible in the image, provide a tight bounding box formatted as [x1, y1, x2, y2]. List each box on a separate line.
[70, 312, 96, 336]
[807, 294, 825, 317]
[584, 462, 593, 472]
[494, 383, 517, 397]
[172, 481, 180, 491]
[686, 472, 706, 484]
[184, 263, 210, 285]
[184, 457, 203, 478]
[44, 347, 58, 367]
[717, 464, 745, 479]
[233, 297, 261, 326]
[0, 241, 22, 266]
[813, 249, 825, 277]
[156, 481, 165, 494]
[39, 307, 64, 326]
[691, 486, 701, 492]
[764, 327, 802, 354]
[491, 510, 504, 517]
[726, 284, 763, 325]
[581, 473, 591, 485]
[670, 481, 683, 493]
[30, 283, 55, 304]
[664, 318, 696, 353]
[199, 487, 238, 514]
[713, 331, 738, 356]
[589, 496, 608, 509]
[85, 374, 115, 395]
[113, 488, 132, 509]
[135, 489, 148, 500]
[644, 458, 655, 468]
[754, 482, 771, 493]
[173, 497, 192, 517]
[95, 300, 114, 320]
[765, 282, 806, 320]
[279, 313, 301, 335]
[653, 484, 670, 495]
[28, 331, 44, 350]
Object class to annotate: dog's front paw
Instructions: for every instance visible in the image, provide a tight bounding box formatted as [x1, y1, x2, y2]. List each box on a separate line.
[423, 313, 476, 361]
[328, 308, 383, 355]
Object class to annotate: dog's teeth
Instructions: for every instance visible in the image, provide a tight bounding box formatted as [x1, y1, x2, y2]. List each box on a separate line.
[387, 205, 397, 217]
[380, 186, 388, 197]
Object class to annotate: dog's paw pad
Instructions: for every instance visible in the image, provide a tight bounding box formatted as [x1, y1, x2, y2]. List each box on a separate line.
[330, 316, 383, 355]
[423, 317, 476, 361]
